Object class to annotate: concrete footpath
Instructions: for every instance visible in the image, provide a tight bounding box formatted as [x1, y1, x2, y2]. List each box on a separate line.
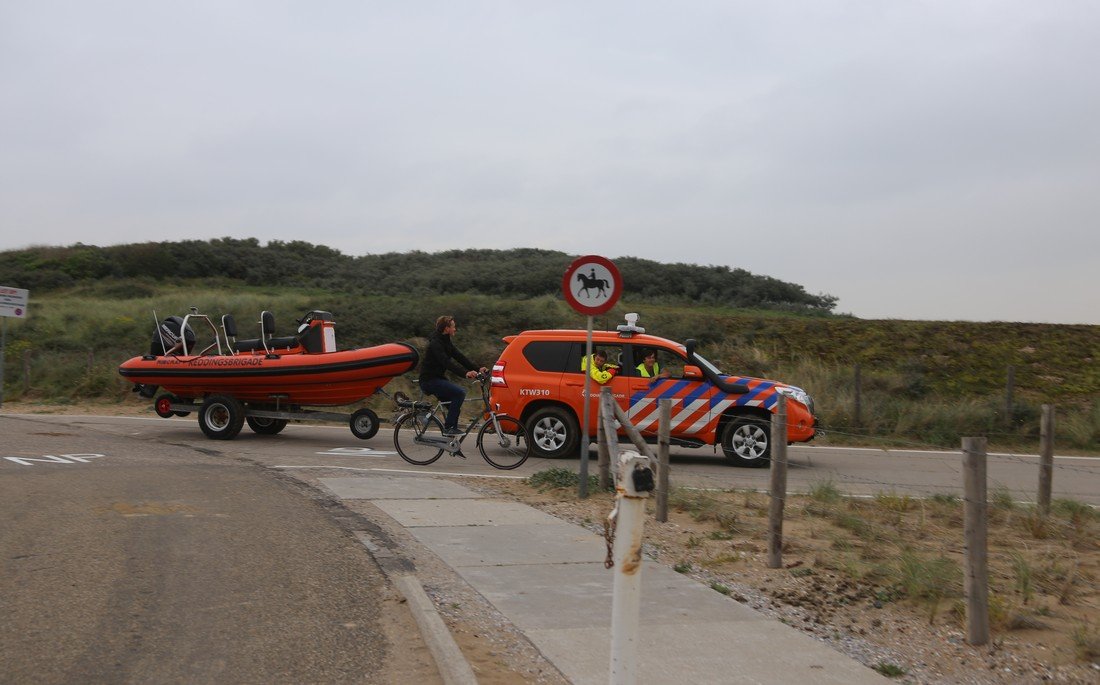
[317, 473, 888, 685]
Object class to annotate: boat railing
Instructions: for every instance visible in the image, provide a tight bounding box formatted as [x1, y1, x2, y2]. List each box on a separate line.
[179, 309, 225, 356]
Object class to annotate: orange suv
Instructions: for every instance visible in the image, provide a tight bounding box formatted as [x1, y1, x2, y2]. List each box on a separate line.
[490, 315, 817, 467]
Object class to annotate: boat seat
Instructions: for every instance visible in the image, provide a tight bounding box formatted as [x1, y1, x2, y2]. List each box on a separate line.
[234, 338, 267, 353]
[261, 311, 299, 350]
[230, 311, 304, 353]
[221, 314, 240, 354]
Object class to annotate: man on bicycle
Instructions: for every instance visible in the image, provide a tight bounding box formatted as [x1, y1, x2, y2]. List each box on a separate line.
[418, 315, 486, 436]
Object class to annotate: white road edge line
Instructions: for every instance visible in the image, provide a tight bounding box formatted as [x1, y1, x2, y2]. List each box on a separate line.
[273, 465, 525, 480]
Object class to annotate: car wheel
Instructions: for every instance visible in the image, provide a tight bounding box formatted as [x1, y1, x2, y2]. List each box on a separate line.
[720, 415, 771, 468]
[527, 406, 579, 459]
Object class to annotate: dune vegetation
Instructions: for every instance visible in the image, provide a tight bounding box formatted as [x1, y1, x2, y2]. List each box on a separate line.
[0, 241, 1096, 452]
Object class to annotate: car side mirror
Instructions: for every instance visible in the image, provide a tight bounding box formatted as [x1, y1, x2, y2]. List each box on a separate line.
[683, 365, 703, 379]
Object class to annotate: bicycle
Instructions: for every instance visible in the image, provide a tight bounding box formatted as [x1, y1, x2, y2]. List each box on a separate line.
[391, 373, 531, 470]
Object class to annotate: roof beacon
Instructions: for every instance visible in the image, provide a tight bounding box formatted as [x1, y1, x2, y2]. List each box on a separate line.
[616, 312, 645, 337]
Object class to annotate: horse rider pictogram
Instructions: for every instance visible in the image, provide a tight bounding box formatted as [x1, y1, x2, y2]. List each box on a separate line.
[576, 269, 610, 299]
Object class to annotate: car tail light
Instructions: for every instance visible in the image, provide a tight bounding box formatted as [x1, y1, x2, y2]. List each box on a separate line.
[491, 361, 507, 388]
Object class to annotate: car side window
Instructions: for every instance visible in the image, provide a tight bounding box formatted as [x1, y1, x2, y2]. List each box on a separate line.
[630, 345, 686, 379]
[568, 343, 624, 375]
[522, 340, 574, 372]
[658, 349, 686, 379]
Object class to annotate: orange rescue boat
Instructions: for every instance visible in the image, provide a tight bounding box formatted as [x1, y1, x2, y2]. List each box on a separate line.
[118, 309, 418, 440]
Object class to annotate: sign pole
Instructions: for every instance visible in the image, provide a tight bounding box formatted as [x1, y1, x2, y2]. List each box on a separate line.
[579, 316, 593, 498]
[560, 256, 621, 501]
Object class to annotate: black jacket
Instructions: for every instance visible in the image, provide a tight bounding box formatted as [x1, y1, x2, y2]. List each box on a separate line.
[418, 332, 476, 384]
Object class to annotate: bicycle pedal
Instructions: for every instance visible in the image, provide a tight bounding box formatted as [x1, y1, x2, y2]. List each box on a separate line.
[453, 449, 466, 459]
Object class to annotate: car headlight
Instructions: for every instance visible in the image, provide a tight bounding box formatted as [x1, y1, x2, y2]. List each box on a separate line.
[775, 385, 813, 413]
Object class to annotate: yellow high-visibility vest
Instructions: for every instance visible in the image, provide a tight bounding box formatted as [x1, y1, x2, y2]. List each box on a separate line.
[581, 354, 615, 384]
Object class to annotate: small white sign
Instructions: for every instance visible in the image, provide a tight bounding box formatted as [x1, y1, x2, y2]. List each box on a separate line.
[0, 286, 29, 318]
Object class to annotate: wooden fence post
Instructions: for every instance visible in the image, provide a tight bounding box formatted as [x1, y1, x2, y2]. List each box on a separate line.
[598, 388, 611, 491]
[656, 399, 671, 523]
[853, 363, 862, 428]
[1038, 405, 1055, 517]
[767, 395, 788, 569]
[599, 392, 621, 476]
[1004, 365, 1015, 428]
[962, 437, 991, 646]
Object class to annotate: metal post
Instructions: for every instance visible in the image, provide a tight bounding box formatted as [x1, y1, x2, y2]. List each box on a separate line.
[962, 437, 990, 646]
[767, 395, 788, 569]
[579, 315, 593, 498]
[656, 399, 671, 522]
[609, 450, 652, 685]
[1038, 405, 1055, 517]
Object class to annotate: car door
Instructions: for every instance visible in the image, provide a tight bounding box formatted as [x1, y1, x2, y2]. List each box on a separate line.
[562, 342, 631, 438]
[624, 344, 714, 441]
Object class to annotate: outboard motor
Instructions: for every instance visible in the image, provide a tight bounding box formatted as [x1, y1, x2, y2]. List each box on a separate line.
[149, 316, 196, 356]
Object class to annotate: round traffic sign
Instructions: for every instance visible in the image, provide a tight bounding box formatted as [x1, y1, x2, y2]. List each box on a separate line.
[561, 255, 621, 315]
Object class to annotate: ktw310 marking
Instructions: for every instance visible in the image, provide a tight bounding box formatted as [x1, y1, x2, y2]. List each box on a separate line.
[3, 453, 106, 466]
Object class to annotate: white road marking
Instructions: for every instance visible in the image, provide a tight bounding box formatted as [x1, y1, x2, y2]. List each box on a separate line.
[3, 453, 106, 466]
[315, 447, 398, 457]
[274, 465, 524, 479]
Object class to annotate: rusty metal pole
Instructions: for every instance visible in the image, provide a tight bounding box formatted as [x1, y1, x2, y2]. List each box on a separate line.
[608, 449, 653, 685]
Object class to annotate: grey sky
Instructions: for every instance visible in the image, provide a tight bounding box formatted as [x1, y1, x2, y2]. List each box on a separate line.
[2, 1, 1098, 324]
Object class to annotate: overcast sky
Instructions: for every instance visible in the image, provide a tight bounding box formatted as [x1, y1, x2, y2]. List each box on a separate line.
[2, 1, 1098, 324]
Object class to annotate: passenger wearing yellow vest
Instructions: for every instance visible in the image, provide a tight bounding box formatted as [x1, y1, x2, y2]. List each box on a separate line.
[581, 349, 618, 384]
[636, 348, 670, 379]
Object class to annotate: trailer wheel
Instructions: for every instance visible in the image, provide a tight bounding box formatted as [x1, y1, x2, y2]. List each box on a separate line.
[350, 408, 380, 440]
[154, 393, 177, 419]
[172, 397, 192, 417]
[246, 416, 288, 435]
[198, 395, 245, 440]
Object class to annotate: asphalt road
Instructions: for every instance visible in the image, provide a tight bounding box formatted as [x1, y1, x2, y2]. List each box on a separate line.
[5, 412, 1098, 505]
[0, 413, 437, 685]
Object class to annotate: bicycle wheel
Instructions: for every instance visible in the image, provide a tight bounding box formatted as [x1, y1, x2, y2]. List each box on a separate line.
[477, 415, 530, 470]
[393, 411, 445, 466]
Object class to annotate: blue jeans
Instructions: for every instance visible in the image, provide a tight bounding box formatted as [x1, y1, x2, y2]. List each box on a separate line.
[419, 378, 466, 430]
